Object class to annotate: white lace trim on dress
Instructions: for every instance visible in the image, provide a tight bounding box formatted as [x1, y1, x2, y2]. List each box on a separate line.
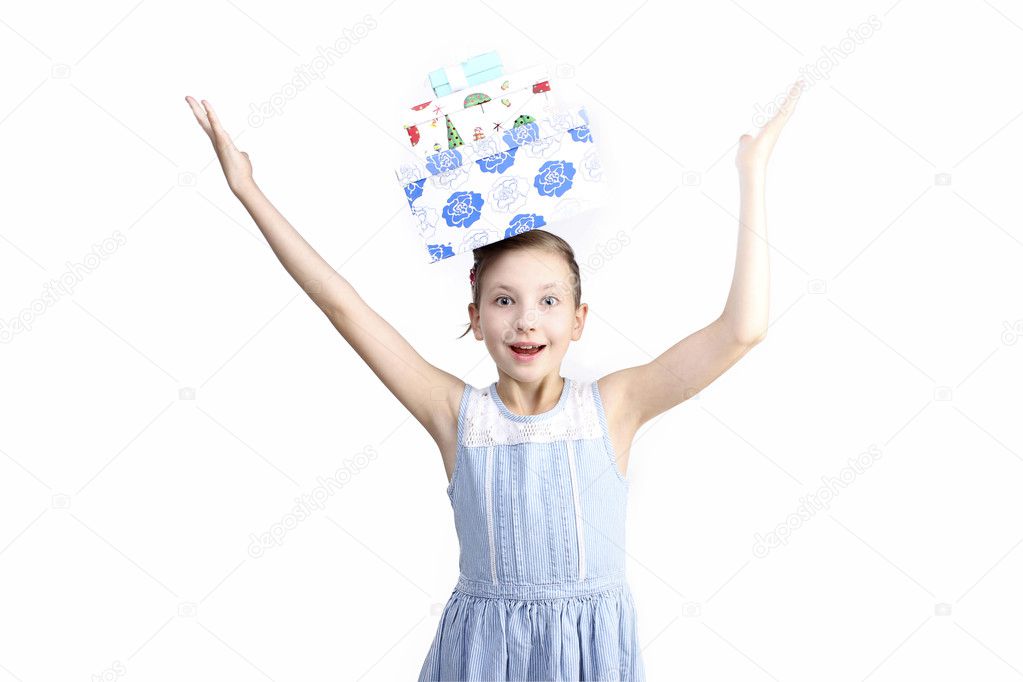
[460, 379, 603, 447]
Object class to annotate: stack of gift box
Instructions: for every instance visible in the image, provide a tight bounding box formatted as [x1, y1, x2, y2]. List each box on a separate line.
[394, 52, 605, 264]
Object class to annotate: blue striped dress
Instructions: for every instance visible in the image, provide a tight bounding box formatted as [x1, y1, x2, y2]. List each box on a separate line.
[418, 377, 645, 681]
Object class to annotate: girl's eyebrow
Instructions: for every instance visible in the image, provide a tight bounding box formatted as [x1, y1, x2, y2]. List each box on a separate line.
[491, 282, 558, 293]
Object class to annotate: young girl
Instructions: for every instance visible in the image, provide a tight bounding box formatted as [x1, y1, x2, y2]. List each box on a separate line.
[185, 80, 802, 681]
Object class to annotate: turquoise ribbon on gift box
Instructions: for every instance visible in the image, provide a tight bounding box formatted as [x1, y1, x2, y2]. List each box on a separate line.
[428, 51, 503, 97]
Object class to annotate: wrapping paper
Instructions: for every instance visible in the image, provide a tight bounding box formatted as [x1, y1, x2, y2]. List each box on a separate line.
[402, 66, 557, 160]
[396, 105, 605, 264]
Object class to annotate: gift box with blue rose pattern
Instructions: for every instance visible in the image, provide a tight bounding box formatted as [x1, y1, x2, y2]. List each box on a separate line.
[395, 98, 605, 264]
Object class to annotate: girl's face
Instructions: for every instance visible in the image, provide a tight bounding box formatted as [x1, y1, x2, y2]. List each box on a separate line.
[468, 249, 588, 382]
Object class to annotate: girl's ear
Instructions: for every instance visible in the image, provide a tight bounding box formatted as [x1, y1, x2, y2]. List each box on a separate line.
[571, 302, 588, 341]
[467, 303, 482, 339]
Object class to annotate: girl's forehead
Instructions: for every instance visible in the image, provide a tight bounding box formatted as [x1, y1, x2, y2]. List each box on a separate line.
[490, 280, 561, 293]
[489, 250, 567, 276]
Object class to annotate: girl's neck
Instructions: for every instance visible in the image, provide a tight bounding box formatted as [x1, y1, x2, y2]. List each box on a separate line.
[494, 374, 565, 417]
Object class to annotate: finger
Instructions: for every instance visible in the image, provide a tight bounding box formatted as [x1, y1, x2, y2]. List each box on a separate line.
[763, 80, 804, 134]
[201, 99, 237, 150]
[769, 82, 802, 126]
[778, 81, 805, 117]
[184, 95, 214, 137]
[783, 80, 805, 111]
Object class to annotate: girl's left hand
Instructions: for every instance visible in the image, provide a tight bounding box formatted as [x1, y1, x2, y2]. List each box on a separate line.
[185, 96, 254, 193]
[736, 80, 804, 173]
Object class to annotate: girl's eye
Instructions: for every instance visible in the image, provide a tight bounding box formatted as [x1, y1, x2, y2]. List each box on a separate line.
[495, 296, 559, 306]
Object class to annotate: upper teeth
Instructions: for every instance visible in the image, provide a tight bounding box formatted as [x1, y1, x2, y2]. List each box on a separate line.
[516, 345, 540, 349]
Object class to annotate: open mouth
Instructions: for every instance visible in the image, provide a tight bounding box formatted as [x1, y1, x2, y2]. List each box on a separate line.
[509, 344, 547, 357]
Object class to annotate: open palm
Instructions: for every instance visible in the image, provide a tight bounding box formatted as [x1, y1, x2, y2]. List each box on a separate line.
[185, 96, 253, 192]
[736, 80, 804, 172]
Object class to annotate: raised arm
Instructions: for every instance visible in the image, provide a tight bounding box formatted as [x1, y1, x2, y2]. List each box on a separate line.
[185, 96, 463, 449]
[599, 81, 805, 443]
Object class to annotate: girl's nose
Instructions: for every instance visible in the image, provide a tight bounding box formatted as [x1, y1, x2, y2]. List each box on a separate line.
[515, 309, 539, 331]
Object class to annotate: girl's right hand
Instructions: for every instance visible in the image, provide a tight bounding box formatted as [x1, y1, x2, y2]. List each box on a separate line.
[735, 80, 804, 173]
[185, 95, 253, 193]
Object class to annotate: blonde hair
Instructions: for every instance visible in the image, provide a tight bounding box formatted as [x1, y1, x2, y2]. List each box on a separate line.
[459, 229, 582, 339]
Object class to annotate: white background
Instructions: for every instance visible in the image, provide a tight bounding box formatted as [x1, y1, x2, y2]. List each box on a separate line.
[2, 0, 1022, 680]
